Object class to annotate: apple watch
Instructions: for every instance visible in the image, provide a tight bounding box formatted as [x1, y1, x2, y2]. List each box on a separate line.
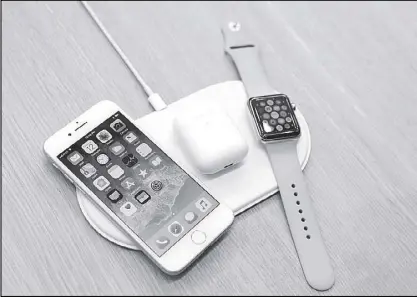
[222, 22, 335, 291]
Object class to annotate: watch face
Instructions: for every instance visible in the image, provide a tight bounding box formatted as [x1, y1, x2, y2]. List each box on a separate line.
[248, 94, 300, 141]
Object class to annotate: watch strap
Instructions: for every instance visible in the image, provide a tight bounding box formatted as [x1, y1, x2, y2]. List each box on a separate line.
[222, 22, 276, 98]
[265, 140, 335, 291]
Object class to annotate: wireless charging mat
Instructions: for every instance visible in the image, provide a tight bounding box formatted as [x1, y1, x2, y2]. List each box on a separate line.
[76, 81, 311, 250]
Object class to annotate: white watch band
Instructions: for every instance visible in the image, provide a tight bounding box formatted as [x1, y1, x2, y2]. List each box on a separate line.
[222, 22, 276, 98]
[266, 141, 334, 290]
[222, 22, 335, 291]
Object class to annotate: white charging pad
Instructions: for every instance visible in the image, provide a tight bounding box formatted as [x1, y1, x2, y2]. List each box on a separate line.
[76, 81, 311, 250]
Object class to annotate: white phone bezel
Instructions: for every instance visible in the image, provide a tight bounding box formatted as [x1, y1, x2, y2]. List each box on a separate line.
[43, 100, 234, 274]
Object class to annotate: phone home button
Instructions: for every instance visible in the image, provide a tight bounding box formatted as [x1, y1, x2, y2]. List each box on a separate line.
[191, 230, 206, 245]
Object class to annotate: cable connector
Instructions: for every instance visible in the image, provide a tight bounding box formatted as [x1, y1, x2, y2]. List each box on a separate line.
[148, 93, 167, 111]
[80, 1, 168, 111]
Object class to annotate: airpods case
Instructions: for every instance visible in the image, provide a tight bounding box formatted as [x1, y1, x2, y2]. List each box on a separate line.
[173, 107, 248, 174]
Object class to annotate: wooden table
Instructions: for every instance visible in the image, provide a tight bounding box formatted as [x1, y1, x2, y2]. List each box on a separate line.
[3, 1, 417, 295]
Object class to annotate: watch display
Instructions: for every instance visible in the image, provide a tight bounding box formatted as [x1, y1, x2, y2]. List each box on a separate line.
[248, 94, 300, 141]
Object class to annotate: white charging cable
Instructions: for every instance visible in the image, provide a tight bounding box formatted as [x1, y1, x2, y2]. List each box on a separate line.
[80, 1, 167, 111]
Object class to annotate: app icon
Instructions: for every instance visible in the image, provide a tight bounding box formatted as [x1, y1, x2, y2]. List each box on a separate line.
[123, 131, 138, 144]
[96, 153, 110, 165]
[136, 143, 152, 158]
[107, 189, 123, 203]
[108, 165, 124, 179]
[122, 153, 138, 168]
[120, 202, 137, 216]
[138, 168, 148, 179]
[110, 119, 126, 132]
[96, 129, 113, 143]
[151, 180, 163, 192]
[93, 176, 110, 191]
[149, 155, 163, 168]
[80, 163, 97, 178]
[121, 177, 136, 190]
[67, 151, 83, 165]
[109, 141, 125, 156]
[184, 211, 198, 224]
[195, 197, 212, 213]
[155, 236, 170, 249]
[134, 190, 151, 204]
[81, 140, 98, 154]
[168, 222, 184, 237]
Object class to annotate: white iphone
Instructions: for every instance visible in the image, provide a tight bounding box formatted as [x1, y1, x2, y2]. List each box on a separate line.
[44, 100, 234, 274]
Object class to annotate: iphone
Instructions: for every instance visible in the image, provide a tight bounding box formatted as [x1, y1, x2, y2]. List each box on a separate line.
[44, 100, 234, 274]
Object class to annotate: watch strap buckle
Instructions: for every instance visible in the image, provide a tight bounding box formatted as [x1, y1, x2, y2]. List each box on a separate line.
[222, 21, 256, 55]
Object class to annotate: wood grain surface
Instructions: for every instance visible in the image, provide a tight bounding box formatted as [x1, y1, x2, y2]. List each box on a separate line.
[2, 1, 417, 295]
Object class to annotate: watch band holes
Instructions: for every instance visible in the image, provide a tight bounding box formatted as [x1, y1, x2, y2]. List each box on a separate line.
[307, 235, 311, 240]
[299, 209, 303, 214]
[301, 218, 306, 222]
[294, 192, 298, 196]
[291, 184, 296, 188]
[296, 201, 300, 205]
[304, 226, 308, 231]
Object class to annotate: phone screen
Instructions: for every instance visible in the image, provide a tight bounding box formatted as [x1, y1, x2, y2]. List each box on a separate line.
[58, 111, 219, 256]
